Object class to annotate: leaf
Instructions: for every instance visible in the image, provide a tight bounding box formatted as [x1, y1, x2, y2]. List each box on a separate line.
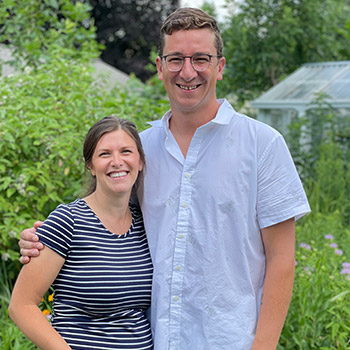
[6, 188, 15, 198]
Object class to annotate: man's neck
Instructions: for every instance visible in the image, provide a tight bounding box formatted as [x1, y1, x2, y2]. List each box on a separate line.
[169, 101, 221, 157]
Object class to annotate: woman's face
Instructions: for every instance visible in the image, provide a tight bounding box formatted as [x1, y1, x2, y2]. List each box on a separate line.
[89, 129, 143, 197]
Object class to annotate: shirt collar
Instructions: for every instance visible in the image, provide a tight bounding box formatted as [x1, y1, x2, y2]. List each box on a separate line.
[147, 99, 236, 131]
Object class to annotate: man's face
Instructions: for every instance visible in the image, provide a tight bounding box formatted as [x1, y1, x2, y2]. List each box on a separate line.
[156, 29, 225, 115]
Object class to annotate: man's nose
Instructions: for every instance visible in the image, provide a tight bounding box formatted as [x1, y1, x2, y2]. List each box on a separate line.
[179, 57, 197, 79]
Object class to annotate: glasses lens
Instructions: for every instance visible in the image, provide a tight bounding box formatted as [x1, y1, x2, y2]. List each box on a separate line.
[166, 55, 183, 71]
[192, 54, 211, 71]
[164, 54, 212, 72]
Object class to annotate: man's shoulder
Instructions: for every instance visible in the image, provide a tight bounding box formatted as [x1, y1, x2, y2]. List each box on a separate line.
[228, 110, 282, 142]
[219, 99, 281, 137]
[139, 119, 164, 144]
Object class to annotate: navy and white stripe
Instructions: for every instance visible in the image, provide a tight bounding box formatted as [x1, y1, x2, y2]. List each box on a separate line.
[37, 199, 153, 349]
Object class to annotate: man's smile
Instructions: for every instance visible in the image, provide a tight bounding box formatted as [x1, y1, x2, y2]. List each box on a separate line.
[177, 83, 201, 90]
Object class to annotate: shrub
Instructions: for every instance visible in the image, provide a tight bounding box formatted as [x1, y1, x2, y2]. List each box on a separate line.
[0, 56, 170, 274]
[0, 0, 170, 280]
[279, 213, 350, 349]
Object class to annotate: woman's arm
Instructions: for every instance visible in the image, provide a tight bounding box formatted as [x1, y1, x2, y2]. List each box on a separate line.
[9, 245, 71, 350]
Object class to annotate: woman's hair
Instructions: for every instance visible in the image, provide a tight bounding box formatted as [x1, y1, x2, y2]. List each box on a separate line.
[83, 115, 145, 196]
[159, 7, 223, 57]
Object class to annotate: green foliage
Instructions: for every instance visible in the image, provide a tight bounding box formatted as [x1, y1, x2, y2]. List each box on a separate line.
[280, 96, 350, 349]
[201, 0, 218, 18]
[220, 0, 350, 104]
[279, 213, 350, 349]
[0, 60, 169, 270]
[0, 0, 100, 70]
[0, 0, 170, 282]
[286, 95, 350, 224]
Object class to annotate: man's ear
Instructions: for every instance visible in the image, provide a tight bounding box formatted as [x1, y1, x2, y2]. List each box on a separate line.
[217, 56, 226, 81]
[156, 56, 164, 81]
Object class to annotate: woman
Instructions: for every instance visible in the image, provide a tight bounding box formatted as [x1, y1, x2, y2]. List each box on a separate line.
[9, 116, 153, 350]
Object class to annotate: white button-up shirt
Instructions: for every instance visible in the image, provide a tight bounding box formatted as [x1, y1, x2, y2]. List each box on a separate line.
[139, 99, 310, 350]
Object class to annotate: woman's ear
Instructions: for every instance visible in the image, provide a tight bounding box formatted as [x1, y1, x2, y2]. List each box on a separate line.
[87, 164, 96, 177]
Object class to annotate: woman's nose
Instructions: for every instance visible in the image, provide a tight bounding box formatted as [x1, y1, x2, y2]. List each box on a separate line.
[112, 153, 122, 166]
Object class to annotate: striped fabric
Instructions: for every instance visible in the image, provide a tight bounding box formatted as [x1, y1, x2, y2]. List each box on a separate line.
[36, 199, 153, 350]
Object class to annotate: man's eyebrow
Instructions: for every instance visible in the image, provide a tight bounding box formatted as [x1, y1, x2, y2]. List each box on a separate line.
[163, 51, 182, 56]
[164, 51, 210, 56]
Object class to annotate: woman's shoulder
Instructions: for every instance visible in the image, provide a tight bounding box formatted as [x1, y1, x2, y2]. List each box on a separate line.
[129, 202, 143, 223]
[55, 198, 89, 215]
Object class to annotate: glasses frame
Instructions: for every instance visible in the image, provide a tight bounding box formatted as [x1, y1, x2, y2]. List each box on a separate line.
[160, 53, 222, 72]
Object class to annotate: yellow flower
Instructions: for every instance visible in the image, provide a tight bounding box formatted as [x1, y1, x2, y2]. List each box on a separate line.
[48, 294, 54, 302]
[42, 309, 51, 316]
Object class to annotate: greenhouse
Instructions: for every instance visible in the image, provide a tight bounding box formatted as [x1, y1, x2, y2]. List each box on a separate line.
[251, 61, 350, 135]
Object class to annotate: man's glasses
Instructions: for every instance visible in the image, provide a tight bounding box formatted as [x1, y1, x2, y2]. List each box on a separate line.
[160, 53, 221, 72]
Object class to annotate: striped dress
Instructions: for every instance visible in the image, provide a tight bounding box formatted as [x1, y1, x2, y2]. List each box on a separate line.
[36, 199, 153, 350]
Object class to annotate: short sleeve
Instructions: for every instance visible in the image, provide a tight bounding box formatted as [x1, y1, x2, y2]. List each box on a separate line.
[36, 204, 74, 259]
[257, 135, 311, 229]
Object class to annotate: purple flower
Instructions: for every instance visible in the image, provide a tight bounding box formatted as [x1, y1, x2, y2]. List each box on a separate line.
[342, 262, 350, 268]
[300, 243, 311, 250]
[329, 243, 338, 248]
[325, 234, 334, 240]
[340, 268, 350, 275]
[303, 266, 314, 274]
[335, 249, 343, 255]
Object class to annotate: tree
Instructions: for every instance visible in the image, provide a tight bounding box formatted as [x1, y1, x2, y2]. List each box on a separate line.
[201, 0, 218, 18]
[220, 0, 350, 104]
[90, 0, 179, 82]
[0, 0, 100, 69]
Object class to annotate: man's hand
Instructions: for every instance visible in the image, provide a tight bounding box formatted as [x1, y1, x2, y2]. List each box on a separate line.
[19, 221, 44, 264]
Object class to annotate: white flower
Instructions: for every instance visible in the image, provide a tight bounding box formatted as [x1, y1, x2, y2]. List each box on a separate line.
[8, 230, 17, 238]
[2, 253, 10, 261]
[24, 66, 32, 74]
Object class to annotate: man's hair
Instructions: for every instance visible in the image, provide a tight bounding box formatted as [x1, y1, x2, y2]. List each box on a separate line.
[159, 7, 223, 57]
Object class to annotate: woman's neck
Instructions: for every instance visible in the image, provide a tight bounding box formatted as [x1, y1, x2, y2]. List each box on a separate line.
[83, 191, 132, 235]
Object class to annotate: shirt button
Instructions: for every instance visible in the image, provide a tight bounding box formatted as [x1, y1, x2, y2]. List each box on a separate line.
[179, 234, 184, 239]
[185, 172, 191, 178]
[174, 296, 179, 302]
[176, 265, 181, 271]
[182, 202, 187, 208]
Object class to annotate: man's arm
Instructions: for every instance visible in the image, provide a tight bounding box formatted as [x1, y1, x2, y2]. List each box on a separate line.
[252, 218, 295, 350]
[19, 221, 44, 264]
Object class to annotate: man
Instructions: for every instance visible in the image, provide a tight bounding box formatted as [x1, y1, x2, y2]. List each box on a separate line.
[19, 7, 310, 350]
